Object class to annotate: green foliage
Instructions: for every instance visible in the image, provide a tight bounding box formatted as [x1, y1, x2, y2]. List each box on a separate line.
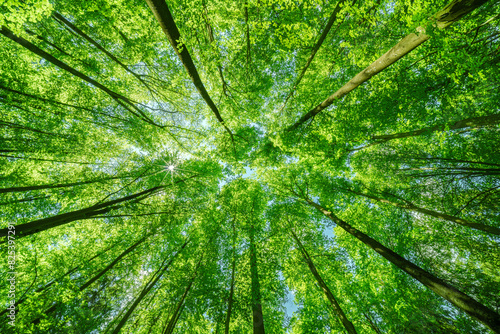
[0, 0, 499, 333]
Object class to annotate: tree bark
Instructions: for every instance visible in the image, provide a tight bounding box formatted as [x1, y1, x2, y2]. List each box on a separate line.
[0, 26, 158, 126]
[0, 186, 162, 239]
[144, 0, 233, 138]
[249, 226, 266, 334]
[343, 188, 500, 235]
[287, 0, 488, 131]
[290, 229, 357, 334]
[301, 197, 500, 333]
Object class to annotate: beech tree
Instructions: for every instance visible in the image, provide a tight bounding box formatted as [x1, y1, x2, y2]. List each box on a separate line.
[1, 0, 499, 333]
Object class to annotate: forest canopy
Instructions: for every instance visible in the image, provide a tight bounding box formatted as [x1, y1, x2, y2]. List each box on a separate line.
[0, 0, 499, 333]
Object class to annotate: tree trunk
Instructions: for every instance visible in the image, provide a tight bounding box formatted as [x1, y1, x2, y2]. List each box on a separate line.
[32, 236, 148, 324]
[249, 227, 266, 334]
[225, 219, 237, 334]
[290, 230, 357, 334]
[372, 114, 500, 142]
[287, 0, 488, 131]
[163, 256, 202, 334]
[144, 0, 233, 138]
[0, 26, 158, 126]
[302, 197, 500, 333]
[110, 239, 189, 334]
[0, 186, 162, 239]
[343, 188, 500, 235]
[280, 0, 348, 112]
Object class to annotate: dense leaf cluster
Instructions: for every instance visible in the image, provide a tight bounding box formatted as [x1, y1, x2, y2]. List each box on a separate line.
[0, 0, 499, 333]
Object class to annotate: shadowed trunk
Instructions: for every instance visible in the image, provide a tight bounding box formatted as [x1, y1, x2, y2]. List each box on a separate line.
[300, 195, 500, 333]
[291, 229, 357, 334]
[144, 0, 233, 139]
[249, 226, 265, 334]
[0, 186, 162, 239]
[110, 239, 190, 334]
[343, 187, 500, 235]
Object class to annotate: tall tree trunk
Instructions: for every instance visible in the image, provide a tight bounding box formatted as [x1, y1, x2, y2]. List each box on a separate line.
[280, 0, 348, 112]
[300, 196, 500, 333]
[144, 0, 233, 139]
[249, 226, 266, 334]
[287, 0, 488, 131]
[51, 12, 154, 92]
[0, 186, 162, 239]
[225, 220, 237, 334]
[351, 114, 500, 151]
[343, 187, 500, 235]
[290, 229, 357, 334]
[163, 256, 203, 334]
[0, 26, 158, 126]
[32, 236, 148, 324]
[110, 239, 189, 334]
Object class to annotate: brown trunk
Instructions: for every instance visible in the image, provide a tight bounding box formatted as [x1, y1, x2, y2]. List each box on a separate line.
[303, 197, 500, 333]
[287, 0, 488, 131]
[344, 188, 500, 235]
[290, 230, 357, 334]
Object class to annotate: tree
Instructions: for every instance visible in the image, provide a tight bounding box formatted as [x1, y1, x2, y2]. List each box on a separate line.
[1, 0, 499, 333]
